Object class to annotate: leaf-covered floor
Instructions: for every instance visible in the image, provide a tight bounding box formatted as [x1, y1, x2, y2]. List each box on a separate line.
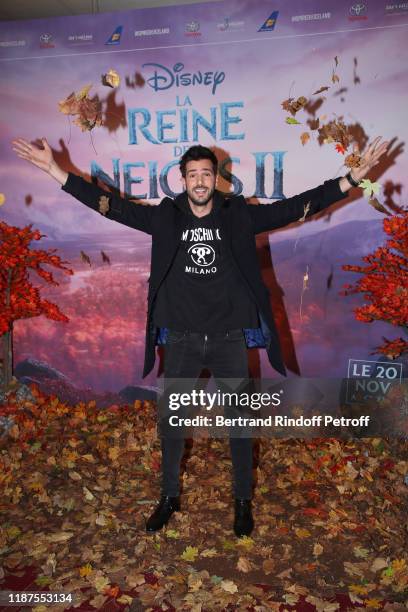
[0, 387, 407, 611]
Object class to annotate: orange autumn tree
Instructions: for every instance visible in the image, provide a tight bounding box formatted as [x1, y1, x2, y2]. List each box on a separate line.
[342, 208, 408, 360]
[0, 221, 74, 390]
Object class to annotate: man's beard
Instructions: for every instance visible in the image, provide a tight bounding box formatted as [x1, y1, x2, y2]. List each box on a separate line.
[187, 186, 215, 207]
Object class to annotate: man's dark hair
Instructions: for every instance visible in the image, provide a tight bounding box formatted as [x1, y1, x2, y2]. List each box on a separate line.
[179, 145, 218, 178]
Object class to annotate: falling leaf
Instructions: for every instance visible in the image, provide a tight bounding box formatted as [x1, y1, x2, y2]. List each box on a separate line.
[58, 84, 102, 132]
[359, 178, 380, 198]
[300, 132, 310, 146]
[0, 193, 5, 206]
[344, 152, 361, 168]
[220, 579, 238, 593]
[281, 97, 295, 112]
[286, 117, 301, 125]
[335, 143, 346, 154]
[180, 545, 199, 561]
[312, 86, 329, 95]
[102, 69, 120, 88]
[334, 56, 339, 67]
[282, 96, 307, 116]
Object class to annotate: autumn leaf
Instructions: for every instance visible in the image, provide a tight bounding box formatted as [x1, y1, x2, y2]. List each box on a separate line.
[344, 152, 361, 168]
[79, 563, 93, 577]
[47, 531, 74, 542]
[313, 543, 324, 557]
[335, 143, 346, 154]
[312, 86, 330, 95]
[180, 545, 199, 561]
[117, 595, 133, 605]
[236, 535, 255, 550]
[300, 132, 310, 146]
[94, 574, 111, 593]
[295, 527, 311, 538]
[236, 556, 253, 573]
[220, 579, 238, 593]
[282, 96, 307, 116]
[0, 193, 5, 206]
[58, 84, 102, 132]
[359, 178, 380, 198]
[353, 545, 370, 558]
[201, 548, 218, 557]
[349, 583, 369, 595]
[102, 68, 120, 88]
[370, 558, 388, 572]
[365, 599, 383, 609]
[108, 446, 120, 461]
[286, 117, 301, 125]
[165, 529, 180, 539]
[262, 558, 275, 574]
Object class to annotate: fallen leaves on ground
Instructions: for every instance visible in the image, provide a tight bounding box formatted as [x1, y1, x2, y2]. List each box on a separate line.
[0, 386, 407, 610]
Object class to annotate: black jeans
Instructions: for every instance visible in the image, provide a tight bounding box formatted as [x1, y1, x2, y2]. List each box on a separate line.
[160, 329, 253, 499]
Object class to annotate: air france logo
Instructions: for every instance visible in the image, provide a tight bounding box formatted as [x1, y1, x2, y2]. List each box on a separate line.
[188, 243, 215, 266]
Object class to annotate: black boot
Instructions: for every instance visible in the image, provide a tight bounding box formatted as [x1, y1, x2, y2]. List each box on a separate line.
[233, 498, 254, 537]
[145, 495, 180, 532]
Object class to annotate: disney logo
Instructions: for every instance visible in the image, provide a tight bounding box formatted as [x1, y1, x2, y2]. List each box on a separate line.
[142, 62, 225, 95]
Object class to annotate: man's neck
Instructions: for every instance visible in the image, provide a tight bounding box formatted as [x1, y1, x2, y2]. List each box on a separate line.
[188, 197, 213, 218]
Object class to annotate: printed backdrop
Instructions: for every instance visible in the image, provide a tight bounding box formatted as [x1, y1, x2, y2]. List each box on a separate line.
[0, 0, 407, 393]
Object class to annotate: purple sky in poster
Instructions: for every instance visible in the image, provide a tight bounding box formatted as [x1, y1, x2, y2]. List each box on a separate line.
[0, 0, 407, 392]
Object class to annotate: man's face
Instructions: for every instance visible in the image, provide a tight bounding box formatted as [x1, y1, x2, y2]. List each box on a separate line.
[182, 159, 216, 207]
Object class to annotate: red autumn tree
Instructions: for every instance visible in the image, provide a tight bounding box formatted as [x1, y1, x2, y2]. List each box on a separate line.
[0, 221, 73, 390]
[341, 208, 408, 360]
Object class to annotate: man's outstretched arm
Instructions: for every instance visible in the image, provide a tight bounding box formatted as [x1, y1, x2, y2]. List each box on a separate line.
[11, 137, 155, 235]
[249, 136, 389, 235]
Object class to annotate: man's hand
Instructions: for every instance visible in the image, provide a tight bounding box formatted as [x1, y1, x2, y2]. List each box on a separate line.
[339, 136, 389, 192]
[349, 136, 389, 183]
[11, 137, 68, 185]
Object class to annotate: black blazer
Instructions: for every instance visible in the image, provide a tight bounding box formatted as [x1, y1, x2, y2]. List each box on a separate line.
[62, 173, 348, 378]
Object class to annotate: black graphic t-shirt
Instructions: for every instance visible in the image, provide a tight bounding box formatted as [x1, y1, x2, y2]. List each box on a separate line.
[153, 208, 259, 332]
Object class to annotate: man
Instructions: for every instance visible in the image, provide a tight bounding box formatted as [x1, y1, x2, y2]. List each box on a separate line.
[11, 136, 388, 536]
